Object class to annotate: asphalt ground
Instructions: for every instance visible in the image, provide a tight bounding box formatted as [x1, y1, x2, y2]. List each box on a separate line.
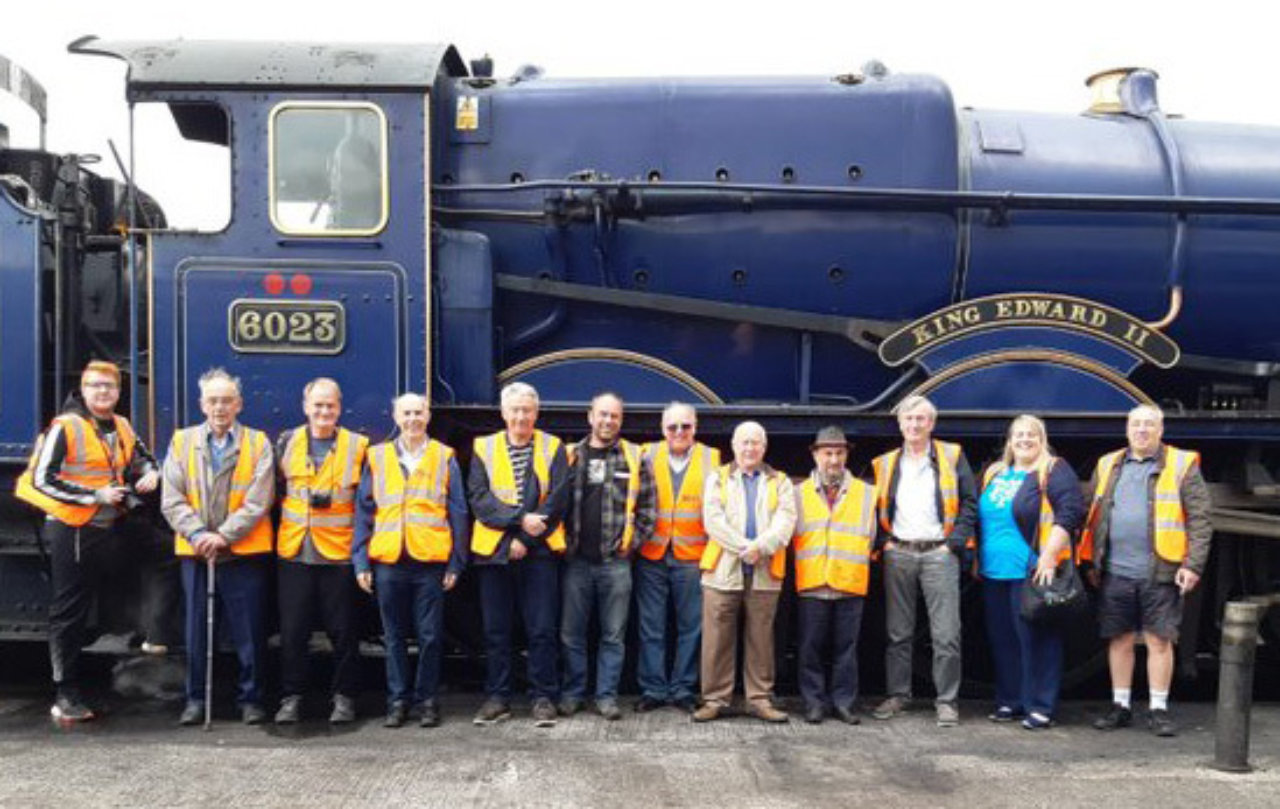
[1, 653, 1278, 808]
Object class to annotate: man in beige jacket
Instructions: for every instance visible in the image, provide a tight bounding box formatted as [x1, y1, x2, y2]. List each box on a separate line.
[694, 421, 796, 723]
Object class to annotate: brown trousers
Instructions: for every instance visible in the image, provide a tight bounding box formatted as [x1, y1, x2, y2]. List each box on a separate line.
[700, 585, 780, 709]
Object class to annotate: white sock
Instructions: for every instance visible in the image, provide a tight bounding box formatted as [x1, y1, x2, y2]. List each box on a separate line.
[1113, 689, 1132, 709]
[1150, 690, 1169, 712]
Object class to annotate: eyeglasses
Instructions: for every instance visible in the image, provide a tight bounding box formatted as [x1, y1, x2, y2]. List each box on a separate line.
[664, 423, 694, 433]
[84, 381, 119, 390]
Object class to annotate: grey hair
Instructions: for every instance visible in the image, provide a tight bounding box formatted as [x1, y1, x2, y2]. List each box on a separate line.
[303, 377, 342, 401]
[732, 420, 767, 445]
[198, 367, 241, 397]
[662, 401, 697, 424]
[1128, 403, 1164, 424]
[500, 382, 539, 409]
[391, 392, 427, 412]
[894, 394, 937, 420]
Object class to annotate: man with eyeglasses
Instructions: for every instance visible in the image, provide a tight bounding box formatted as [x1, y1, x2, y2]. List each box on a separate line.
[17, 361, 160, 724]
[633, 403, 719, 713]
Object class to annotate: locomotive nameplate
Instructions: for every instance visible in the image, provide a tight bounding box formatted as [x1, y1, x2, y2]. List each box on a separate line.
[228, 299, 346, 355]
[879, 293, 1179, 369]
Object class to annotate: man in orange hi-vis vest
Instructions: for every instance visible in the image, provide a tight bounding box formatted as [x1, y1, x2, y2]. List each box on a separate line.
[1082, 404, 1212, 738]
[16, 360, 159, 724]
[161, 368, 275, 727]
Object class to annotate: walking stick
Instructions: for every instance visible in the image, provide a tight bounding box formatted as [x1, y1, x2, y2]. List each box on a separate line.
[204, 554, 216, 731]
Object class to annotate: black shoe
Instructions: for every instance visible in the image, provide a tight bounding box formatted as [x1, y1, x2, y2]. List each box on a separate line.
[1093, 703, 1132, 731]
[557, 697, 584, 717]
[532, 698, 558, 728]
[804, 705, 825, 724]
[329, 694, 356, 725]
[418, 701, 441, 728]
[50, 695, 95, 724]
[833, 705, 862, 725]
[384, 700, 408, 728]
[274, 695, 302, 725]
[634, 696, 665, 713]
[179, 702, 204, 726]
[1148, 709, 1178, 737]
[597, 700, 623, 721]
[473, 698, 511, 726]
[673, 696, 698, 714]
[241, 703, 267, 725]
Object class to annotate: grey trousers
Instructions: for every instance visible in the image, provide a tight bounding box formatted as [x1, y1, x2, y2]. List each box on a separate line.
[883, 545, 961, 704]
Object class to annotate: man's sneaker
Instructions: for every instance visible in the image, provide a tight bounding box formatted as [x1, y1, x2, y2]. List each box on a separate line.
[1093, 703, 1133, 731]
[178, 702, 204, 726]
[329, 694, 356, 724]
[872, 696, 908, 720]
[140, 641, 169, 656]
[418, 701, 441, 728]
[472, 698, 511, 726]
[384, 700, 408, 728]
[274, 695, 302, 725]
[532, 698, 558, 728]
[1021, 712, 1055, 731]
[988, 706, 1023, 723]
[1148, 708, 1178, 737]
[597, 699, 623, 721]
[557, 697, 584, 717]
[50, 695, 94, 724]
[241, 703, 267, 725]
[936, 702, 960, 727]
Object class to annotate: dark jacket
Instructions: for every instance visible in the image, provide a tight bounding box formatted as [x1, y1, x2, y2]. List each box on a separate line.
[873, 442, 979, 555]
[977, 458, 1085, 555]
[565, 437, 657, 559]
[466, 435, 571, 564]
[31, 395, 157, 511]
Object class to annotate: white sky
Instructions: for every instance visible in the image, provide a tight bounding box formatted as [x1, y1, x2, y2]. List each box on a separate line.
[4, 0, 1278, 225]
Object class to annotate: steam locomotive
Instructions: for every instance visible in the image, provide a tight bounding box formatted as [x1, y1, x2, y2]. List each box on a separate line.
[2, 39, 1277, 687]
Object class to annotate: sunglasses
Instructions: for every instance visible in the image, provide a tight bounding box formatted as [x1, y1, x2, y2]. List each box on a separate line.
[664, 423, 694, 433]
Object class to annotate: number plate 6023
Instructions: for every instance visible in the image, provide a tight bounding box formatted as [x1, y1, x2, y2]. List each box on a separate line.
[228, 299, 346, 355]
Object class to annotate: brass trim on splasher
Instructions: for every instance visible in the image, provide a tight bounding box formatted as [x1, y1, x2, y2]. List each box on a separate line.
[907, 349, 1154, 405]
[498, 348, 724, 405]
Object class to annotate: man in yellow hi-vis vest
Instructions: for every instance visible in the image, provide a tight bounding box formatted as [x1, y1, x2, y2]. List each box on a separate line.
[161, 368, 275, 727]
[1081, 404, 1212, 738]
[467, 382, 570, 728]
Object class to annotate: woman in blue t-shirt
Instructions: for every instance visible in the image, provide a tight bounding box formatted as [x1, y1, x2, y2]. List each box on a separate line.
[977, 415, 1084, 729]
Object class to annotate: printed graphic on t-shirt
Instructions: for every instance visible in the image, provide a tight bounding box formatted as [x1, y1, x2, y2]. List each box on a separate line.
[987, 470, 1028, 508]
[587, 458, 608, 485]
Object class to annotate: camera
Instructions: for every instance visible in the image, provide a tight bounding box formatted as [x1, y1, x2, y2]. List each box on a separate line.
[309, 491, 333, 510]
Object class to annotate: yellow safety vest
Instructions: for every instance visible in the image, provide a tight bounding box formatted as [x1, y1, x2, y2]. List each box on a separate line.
[277, 426, 368, 560]
[699, 465, 787, 580]
[981, 457, 1069, 563]
[471, 430, 566, 555]
[366, 440, 454, 564]
[16, 413, 137, 526]
[171, 426, 273, 557]
[1079, 445, 1199, 565]
[640, 442, 720, 562]
[794, 475, 876, 595]
[873, 440, 962, 536]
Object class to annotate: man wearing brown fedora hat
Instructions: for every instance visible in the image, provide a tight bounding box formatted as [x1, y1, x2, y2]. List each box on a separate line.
[792, 426, 877, 724]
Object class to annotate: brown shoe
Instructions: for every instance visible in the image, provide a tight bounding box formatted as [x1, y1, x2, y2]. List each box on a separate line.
[691, 703, 722, 723]
[748, 703, 790, 724]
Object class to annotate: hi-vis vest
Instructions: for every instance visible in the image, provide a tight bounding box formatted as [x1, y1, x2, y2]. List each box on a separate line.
[1079, 445, 1199, 565]
[16, 413, 137, 526]
[981, 458, 1069, 563]
[568, 439, 644, 554]
[366, 440, 454, 564]
[171, 426, 273, 557]
[873, 441, 962, 536]
[277, 426, 369, 560]
[794, 475, 877, 595]
[471, 430, 566, 556]
[700, 465, 787, 580]
[640, 442, 720, 562]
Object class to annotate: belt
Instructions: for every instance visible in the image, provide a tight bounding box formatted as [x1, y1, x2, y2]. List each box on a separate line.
[894, 540, 946, 552]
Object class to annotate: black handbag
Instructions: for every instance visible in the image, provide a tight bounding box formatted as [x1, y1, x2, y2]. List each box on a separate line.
[1020, 555, 1088, 625]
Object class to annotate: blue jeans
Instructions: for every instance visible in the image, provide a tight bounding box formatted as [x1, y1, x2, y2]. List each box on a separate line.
[634, 556, 702, 702]
[477, 557, 560, 701]
[561, 556, 632, 702]
[983, 579, 1064, 717]
[797, 595, 865, 712]
[182, 557, 268, 707]
[374, 562, 445, 707]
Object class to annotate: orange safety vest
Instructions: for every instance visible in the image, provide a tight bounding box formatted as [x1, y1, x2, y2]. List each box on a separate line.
[171, 426, 273, 557]
[471, 430, 567, 555]
[1079, 445, 1199, 565]
[872, 440, 962, 536]
[640, 442, 720, 562]
[699, 465, 787, 580]
[15, 413, 137, 526]
[981, 458, 1069, 563]
[276, 426, 369, 560]
[366, 439, 454, 564]
[794, 475, 877, 596]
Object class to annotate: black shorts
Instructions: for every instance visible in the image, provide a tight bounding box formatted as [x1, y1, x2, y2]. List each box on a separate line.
[1098, 574, 1182, 642]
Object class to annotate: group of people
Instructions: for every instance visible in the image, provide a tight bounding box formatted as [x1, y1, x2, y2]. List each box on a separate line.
[17, 361, 1212, 739]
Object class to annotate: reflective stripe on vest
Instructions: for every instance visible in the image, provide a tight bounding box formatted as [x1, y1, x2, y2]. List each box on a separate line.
[15, 414, 137, 526]
[794, 476, 876, 595]
[367, 440, 453, 564]
[640, 442, 719, 562]
[277, 426, 368, 560]
[873, 440, 961, 535]
[699, 465, 786, 579]
[981, 457, 1069, 563]
[1079, 446, 1197, 565]
[470, 430, 566, 555]
[172, 427, 273, 556]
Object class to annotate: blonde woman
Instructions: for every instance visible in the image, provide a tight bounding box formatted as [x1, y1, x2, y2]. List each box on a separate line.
[976, 415, 1083, 730]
